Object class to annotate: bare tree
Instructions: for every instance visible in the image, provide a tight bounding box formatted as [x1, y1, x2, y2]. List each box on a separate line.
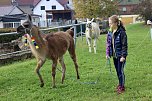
[134, 0, 152, 24]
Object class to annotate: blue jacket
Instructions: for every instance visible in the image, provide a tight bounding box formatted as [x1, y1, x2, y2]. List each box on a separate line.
[106, 27, 128, 58]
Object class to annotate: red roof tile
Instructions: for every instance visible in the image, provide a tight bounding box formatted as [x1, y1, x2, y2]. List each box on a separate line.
[57, 0, 68, 6]
[15, 0, 40, 6]
[0, 0, 11, 6]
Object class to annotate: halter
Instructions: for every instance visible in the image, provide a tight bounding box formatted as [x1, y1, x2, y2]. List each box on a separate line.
[86, 22, 92, 29]
[21, 24, 39, 49]
[21, 24, 33, 37]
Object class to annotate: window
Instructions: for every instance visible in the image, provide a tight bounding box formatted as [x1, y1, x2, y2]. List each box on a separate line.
[14, 23, 20, 28]
[3, 23, 13, 28]
[46, 0, 49, 1]
[41, 6, 45, 10]
[52, 5, 56, 9]
[47, 14, 52, 19]
[3, 22, 20, 28]
[128, 0, 131, 2]
[122, 7, 127, 12]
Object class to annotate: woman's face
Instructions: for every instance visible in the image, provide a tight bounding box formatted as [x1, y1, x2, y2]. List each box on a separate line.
[109, 19, 117, 30]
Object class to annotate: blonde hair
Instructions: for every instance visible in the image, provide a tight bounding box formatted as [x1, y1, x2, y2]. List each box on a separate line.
[109, 15, 126, 31]
[109, 15, 119, 24]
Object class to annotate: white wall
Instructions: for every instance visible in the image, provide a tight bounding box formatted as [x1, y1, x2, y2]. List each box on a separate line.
[120, 15, 140, 24]
[0, 22, 3, 28]
[67, 0, 74, 9]
[33, 0, 64, 27]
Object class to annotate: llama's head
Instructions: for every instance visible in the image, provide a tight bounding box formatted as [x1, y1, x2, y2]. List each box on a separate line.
[17, 14, 38, 36]
[147, 20, 152, 25]
[86, 18, 94, 29]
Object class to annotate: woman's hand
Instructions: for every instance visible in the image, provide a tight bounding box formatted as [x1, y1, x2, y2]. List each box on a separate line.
[106, 56, 110, 60]
[120, 57, 125, 62]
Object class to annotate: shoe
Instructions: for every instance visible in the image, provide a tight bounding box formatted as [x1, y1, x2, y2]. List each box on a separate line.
[115, 85, 120, 92]
[117, 86, 125, 94]
[116, 85, 121, 89]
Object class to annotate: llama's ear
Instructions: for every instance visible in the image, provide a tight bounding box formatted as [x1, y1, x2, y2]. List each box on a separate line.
[87, 18, 89, 22]
[26, 14, 32, 22]
[91, 18, 94, 22]
[22, 14, 33, 28]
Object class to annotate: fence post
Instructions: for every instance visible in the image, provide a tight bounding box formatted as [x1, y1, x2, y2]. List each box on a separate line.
[150, 26, 152, 40]
[80, 24, 83, 41]
[58, 28, 60, 31]
[73, 25, 77, 48]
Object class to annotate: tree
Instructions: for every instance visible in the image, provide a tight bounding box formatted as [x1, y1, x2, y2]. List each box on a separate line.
[135, 0, 152, 24]
[72, 0, 118, 19]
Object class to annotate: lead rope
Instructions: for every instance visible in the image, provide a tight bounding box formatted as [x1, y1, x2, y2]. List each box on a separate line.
[56, 58, 108, 85]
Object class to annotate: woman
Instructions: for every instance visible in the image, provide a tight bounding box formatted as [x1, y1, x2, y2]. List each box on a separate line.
[106, 15, 128, 94]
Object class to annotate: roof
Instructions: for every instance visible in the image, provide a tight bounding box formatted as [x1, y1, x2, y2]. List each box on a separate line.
[18, 6, 33, 14]
[15, 0, 40, 6]
[46, 10, 72, 13]
[57, 0, 68, 6]
[56, 0, 70, 9]
[0, 0, 11, 6]
[0, 5, 23, 16]
[119, 0, 141, 5]
[0, 15, 22, 22]
[0, 14, 41, 22]
[15, 0, 41, 14]
[0, 0, 41, 6]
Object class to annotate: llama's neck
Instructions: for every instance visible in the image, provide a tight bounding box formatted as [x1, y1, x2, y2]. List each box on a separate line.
[25, 34, 47, 60]
[86, 27, 92, 37]
[25, 34, 39, 55]
[31, 29, 46, 47]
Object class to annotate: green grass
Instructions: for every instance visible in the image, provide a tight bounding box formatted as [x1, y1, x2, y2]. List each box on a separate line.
[0, 23, 152, 101]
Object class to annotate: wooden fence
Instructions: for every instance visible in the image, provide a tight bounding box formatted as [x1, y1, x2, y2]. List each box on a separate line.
[0, 23, 86, 65]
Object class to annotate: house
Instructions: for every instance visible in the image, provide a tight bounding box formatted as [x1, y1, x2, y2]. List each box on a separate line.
[118, 0, 141, 15]
[33, 0, 73, 27]
[14, 0, 41, 26]
[0, 0, 40, 28]
[118, 0, 141, 25]
[16, 0, 41, 14]
[0, 4, 24, 28]
[0, 0, 73, 28]
[0, 16, 21, 28]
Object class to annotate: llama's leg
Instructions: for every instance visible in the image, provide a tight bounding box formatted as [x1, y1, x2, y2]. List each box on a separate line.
[35, 59, 45, 87]
[87, 38, 91, 52]
[68, 43, 80, 79]
[52, 60, 57, 88]
[59, 57, 66, 84]
[93, 38, 97, 54]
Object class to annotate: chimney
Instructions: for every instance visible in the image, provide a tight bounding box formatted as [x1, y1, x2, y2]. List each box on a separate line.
[12, 0, 18, 6]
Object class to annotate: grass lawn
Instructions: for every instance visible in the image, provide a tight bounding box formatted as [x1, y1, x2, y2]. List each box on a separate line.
[0, 23, 152, 101]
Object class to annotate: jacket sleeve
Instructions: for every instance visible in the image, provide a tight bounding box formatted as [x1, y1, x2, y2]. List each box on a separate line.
[106, 32, 110, 56]
[121, 31, 128, 57]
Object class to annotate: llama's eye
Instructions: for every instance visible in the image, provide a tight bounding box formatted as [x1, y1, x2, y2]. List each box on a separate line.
[24, 25, 29, 28]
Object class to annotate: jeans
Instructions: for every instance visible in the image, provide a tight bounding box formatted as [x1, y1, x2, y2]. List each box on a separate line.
[113, 57, 126, 86]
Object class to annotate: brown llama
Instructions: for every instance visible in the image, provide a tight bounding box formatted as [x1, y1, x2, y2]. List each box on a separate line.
[17, 15, 80, 88]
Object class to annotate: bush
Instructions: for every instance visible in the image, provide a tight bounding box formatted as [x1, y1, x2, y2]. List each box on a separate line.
[0, 28, 21, 43]
[0, 28, 16, 33]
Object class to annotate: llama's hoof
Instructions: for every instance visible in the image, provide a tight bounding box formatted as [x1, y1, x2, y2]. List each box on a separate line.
[40, 83, 44, 87]
[77, 76, 80, 79]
